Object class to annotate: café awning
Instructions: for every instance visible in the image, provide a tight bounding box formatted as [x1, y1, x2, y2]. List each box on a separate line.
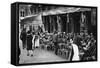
[20, 14, 43, 25]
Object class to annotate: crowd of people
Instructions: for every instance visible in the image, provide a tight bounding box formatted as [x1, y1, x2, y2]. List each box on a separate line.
[19, 26, 97, 61]
[20, 28, 40, 57]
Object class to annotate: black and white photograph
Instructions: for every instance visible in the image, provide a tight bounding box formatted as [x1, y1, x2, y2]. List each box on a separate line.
[11, 2, 97, 65]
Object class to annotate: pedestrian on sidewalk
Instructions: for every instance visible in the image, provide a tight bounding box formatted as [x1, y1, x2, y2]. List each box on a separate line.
[26, 31, 33, 57]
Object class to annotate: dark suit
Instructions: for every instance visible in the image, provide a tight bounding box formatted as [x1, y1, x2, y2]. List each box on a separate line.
[20, 31, 27, 49]
[26, 34, 33, 50]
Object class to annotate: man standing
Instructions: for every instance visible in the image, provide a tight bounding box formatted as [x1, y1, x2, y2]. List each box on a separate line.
[26, 31, 33, 56]
[20, 28, 27, 49]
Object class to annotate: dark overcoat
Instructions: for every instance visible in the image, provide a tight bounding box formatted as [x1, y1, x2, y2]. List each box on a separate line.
[27, 34, 33, 50]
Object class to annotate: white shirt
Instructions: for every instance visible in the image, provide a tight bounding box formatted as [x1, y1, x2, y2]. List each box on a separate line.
[72, 43, 80, 61]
